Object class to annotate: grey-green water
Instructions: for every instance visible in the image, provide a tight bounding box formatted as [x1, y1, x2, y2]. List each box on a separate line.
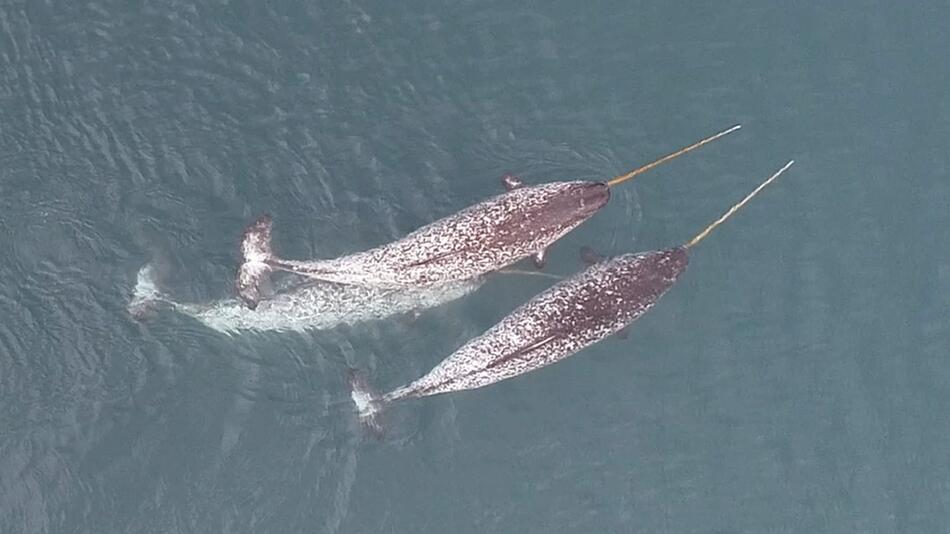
[2, 2, 948, 533]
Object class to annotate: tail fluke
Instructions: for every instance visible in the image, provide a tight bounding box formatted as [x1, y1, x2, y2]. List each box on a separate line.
[347, 369, 385, 435]
[128, 263, 171, 319]
[236, 215, 276, 309]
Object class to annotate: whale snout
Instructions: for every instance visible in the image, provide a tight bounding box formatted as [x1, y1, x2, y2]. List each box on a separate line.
[543, 181, 609, 223]
[574, 181, 610, 215]
[660, 246, 689, 280]
[530, 181, 611, 231]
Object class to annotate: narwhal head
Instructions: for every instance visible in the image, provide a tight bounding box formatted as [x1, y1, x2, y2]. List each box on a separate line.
[592, 247, 689, 320]
[528, 181, 610, 231]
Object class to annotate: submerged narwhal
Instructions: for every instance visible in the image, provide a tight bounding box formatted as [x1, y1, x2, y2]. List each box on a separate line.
[236, 125, 742, 308]
[127, 262, 486, 333]
[350, 160, 795, 427]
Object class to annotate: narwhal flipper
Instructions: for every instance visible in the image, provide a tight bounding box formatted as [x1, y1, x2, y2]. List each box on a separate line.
[532, 248, 547, 269]
[501, 173, 524, 191]
[236, 215, 276, 309]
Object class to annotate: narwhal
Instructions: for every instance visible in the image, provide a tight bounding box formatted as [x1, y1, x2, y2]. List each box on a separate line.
[127, 262, 486, 333]
[236, 125, 742, 308]
[128, 257, 561, 333]
[350, 160, 795, 428]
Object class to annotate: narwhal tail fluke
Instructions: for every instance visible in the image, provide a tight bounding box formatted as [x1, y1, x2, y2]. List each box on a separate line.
[236, 214, 276, 309]
[347, 369, 386, 434]
[128, 263, 175, 319]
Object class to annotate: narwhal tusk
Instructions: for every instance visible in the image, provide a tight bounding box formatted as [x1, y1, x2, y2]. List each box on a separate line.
[685, 159, 795, 249]
[606, 124, 742, 188]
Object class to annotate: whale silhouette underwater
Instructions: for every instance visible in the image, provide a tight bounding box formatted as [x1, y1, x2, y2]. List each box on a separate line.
[350, 161, 795, 430]
[128, 264, 485, 333]
[129, 126, 739, 333]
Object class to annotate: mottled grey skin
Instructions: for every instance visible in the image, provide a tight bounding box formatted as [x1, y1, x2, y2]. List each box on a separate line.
[352, 247, 688, 419]
[237, 180, 609, 308]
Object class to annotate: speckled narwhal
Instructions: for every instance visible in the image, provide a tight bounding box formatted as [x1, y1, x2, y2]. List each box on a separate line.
[350, 160, 795, 428]
[236, 125, 742, 308]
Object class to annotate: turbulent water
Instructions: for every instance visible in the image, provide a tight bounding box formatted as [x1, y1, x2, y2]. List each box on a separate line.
[2, 2, 949, 534]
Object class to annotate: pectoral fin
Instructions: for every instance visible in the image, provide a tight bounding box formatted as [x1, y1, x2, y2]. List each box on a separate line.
[501, 173, 524, 191]
[532, 248, 547, 269]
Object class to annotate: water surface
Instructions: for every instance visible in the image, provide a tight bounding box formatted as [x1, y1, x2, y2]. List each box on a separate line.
[1, 2, 948, 533]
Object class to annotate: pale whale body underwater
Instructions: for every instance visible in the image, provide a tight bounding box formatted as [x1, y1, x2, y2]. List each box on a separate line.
[129, 264, 483, 333]
[352, 161, 794, 427]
